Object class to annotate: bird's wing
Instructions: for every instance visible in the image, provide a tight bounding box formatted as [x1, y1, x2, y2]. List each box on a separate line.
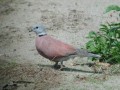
[36, 35, 76, 59]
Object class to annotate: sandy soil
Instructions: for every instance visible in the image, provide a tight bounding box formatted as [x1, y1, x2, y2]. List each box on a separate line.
[0, 0, 120, 90]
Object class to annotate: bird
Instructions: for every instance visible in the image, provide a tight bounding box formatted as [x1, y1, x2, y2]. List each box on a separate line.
[31, 25, 101, 70]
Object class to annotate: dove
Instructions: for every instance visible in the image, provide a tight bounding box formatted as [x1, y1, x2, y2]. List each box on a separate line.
[32, 25, 101, 70]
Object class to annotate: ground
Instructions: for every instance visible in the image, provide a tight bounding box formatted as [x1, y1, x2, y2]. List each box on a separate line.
[0, 0, 120, 90]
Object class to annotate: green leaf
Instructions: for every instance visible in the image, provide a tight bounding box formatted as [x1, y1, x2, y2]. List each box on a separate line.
[98, 37, 106, 44]
[105, 5, 120, 13]
[110, 23, 120, 26]
[86, 40, 94, 48]
[100, 24, 109, 33]
[87, 31, 97, 38]
[86, 41, 96, 52]
[109, 31, 116, 38]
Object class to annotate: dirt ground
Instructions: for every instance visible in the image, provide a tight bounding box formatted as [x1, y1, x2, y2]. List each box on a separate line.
[0, 0, 120, 90]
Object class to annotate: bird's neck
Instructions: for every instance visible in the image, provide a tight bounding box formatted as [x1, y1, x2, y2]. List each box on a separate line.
[38, 33, 47, 37]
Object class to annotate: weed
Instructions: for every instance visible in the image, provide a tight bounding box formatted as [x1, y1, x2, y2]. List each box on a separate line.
[86, 5, 120, 64]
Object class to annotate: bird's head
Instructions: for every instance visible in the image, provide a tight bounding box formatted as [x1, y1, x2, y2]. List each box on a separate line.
[32, 25, 47, 36]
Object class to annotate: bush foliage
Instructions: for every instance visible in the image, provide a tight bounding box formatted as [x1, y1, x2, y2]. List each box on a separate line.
[86, 5, 120, 64]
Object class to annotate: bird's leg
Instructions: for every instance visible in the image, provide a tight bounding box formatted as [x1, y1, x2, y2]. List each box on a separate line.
[54, 62, 58, 66]
[53, 62, 60, 69]
[59, 61, 65, 70]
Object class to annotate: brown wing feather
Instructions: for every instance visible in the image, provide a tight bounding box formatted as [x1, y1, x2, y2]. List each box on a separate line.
[35, 35, 76, 60]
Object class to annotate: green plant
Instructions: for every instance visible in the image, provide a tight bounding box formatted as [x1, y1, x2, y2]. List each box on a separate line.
[86, 23, 120, 64]
[105, 5, 120, 13]
[86, 5, 120, 64]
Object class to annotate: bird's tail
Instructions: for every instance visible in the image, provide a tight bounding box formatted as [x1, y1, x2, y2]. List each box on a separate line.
[87, 53, 101, 58]
[76, 49, 101, 58]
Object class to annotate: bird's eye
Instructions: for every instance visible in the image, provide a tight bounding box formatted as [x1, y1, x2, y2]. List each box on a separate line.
[36, 27, 38, 29]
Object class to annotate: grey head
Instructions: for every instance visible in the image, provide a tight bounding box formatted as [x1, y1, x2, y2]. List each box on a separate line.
[32, 25, 47, 36]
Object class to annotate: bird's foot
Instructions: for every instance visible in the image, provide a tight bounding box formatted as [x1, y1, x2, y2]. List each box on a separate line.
[58, 65, 66, 71]
[53, 64, 61, 69]
[53, 64, 66, 70]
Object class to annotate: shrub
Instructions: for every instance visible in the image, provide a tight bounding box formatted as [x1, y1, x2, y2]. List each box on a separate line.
[86, 5, 120, 64]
